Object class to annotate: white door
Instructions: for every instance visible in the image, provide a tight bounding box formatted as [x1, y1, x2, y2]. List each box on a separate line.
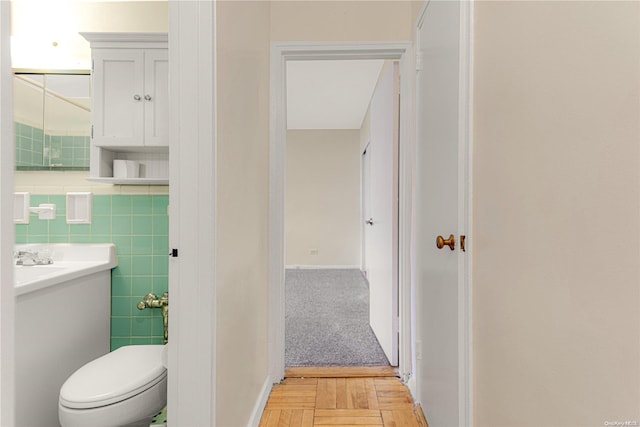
[365, 64, 399, 366]
[361, 144, 372, 275]
[414, 0, 469, 425]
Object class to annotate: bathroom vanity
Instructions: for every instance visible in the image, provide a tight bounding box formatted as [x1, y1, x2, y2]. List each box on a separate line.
[15, 243, 117, 427]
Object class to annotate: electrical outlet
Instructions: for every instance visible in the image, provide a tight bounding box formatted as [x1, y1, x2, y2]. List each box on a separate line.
[416, 340, 423, 360]
[309, 248, 319, 255]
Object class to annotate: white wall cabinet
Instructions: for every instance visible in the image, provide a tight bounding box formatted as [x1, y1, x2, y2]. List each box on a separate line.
[82, 33, 169, 184]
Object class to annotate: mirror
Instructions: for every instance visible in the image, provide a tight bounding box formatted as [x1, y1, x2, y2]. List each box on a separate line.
[13, 71, 90, 170]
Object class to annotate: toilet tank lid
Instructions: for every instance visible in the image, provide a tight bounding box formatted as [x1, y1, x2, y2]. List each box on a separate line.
[59, 345, 167, 409]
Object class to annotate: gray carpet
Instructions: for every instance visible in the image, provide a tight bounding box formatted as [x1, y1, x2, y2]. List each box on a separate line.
[285, 268, 390, 367]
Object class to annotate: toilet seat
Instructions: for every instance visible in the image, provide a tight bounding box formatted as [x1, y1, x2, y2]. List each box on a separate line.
[60, 345, 166, 409]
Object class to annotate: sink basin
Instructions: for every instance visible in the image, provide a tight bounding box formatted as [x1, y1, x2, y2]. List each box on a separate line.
[14, 244, 117, 296]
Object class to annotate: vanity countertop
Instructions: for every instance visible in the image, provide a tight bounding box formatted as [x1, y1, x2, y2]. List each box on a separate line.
[14, 243, 117, 296]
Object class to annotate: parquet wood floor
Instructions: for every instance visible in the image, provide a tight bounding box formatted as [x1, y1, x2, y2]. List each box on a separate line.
[259, 377, 425, 427]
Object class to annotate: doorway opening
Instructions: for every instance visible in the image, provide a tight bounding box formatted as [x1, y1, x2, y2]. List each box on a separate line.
[269, 42, 413, 383]
[283, 59, 399, 369]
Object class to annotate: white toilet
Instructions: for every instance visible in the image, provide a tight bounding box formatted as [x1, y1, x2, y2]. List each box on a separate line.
[59, 345, 167, 427]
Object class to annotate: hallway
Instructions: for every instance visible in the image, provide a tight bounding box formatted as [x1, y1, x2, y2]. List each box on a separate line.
[259, 374, 425, 427]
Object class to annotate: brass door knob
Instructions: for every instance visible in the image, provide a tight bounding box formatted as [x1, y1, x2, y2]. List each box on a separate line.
[436, 234, 456, 251]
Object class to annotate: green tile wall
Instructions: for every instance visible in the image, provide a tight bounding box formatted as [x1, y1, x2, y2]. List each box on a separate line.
[15, 122, 89, 168]
[15, 122, 44, 167]
[15, 194, 169, 351]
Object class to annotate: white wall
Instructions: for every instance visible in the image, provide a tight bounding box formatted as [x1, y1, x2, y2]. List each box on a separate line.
[286, 130, 361, 267]
[216, 2, 271, 425]
[472, 2, 640, 426]
[271, 1, 416, 42]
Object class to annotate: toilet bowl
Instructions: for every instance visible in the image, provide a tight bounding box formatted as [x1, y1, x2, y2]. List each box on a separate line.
[59, 345, 167, 427]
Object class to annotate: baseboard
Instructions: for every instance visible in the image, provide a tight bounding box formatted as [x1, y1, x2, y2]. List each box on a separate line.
[246, 376, 273, 427]
[405, 374, 417, 398]
[414, 403, 430, 427]
[285, 265, 361, 270]
[405, 376, 428, 426]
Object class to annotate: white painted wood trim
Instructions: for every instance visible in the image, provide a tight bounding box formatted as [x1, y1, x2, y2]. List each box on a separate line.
[269, 45, 287, 383]
[0, 4, 15, 425]
[168, 2, 217, 426]
[458, 1, 474, 425]
[397, 41, 415, 385]
[408, 0, 428, 400]
[405, 375, 418, 404]
[80, 32, 168, 48]
[269, 42, 413, 384]
[246, 376, 273, 427]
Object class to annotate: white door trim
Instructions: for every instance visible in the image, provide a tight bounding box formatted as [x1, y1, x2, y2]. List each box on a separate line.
[457, 1, 474, 424]
[168, 2, 217, 425]
[269, 42, 414, 383]
[0, 3, 16, 425]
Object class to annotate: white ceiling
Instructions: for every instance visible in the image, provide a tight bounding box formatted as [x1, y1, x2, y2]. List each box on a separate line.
[286, 59, 384, 130]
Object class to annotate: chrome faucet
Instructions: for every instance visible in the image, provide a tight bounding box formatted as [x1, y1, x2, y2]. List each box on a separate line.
[15, 250, 53, 266]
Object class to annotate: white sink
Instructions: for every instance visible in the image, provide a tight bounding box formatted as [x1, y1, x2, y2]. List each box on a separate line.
[14, 243, 117, 296]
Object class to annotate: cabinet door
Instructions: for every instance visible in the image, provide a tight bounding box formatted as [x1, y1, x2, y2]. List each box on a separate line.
[143, 49, 169, 147]
[92, 49, 145, 147]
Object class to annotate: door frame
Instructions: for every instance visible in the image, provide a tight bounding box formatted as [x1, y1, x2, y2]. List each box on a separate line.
[268, 42, 414, 383]
[167, 2, 217, 425]
[0, 3, 16, 425]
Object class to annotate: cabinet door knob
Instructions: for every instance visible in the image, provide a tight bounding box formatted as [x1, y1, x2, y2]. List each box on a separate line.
[133, 94, 141, 101]
[144, 95, 152, 101]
